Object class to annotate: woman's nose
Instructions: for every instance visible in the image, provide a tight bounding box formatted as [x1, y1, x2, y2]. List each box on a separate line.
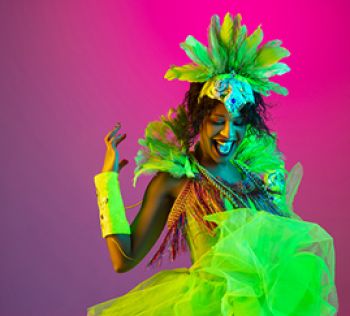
[220, 121, 235, 139]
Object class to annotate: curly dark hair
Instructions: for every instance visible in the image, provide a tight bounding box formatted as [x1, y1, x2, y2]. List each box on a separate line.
[173, 82, 273, 151]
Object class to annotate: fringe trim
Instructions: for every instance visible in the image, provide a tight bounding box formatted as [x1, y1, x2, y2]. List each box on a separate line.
[147, 212, 188, 268]
[147, 176, 226, 268]
[147, 170, 287, 268]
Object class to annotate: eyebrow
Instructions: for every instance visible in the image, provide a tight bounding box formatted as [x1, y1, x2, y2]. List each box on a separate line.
[211, 113, 242, 119]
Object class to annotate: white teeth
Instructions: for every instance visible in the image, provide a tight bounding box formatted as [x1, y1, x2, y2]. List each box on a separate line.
[215, 141, 233, 155]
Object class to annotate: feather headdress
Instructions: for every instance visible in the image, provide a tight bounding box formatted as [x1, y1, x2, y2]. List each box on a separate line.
[165, 12, 291, 100]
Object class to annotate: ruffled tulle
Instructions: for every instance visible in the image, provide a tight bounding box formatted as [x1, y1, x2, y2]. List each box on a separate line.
[87, 209, 337, 316]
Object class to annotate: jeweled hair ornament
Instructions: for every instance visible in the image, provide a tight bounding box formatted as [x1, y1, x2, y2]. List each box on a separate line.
[164, 12, 291, 116]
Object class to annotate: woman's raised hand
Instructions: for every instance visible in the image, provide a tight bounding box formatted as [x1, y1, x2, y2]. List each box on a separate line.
[101, 122, 129, 173]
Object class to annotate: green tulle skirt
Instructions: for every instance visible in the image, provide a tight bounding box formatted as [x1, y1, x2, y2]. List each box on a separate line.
[87, 209, 338, 316]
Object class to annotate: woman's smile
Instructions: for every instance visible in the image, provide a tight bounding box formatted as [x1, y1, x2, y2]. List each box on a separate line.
[212, 139, 235, 156]
[197, 102, 247, 166]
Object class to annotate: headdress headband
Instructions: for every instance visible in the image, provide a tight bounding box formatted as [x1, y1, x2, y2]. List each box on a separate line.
[165, 12, 291, 116]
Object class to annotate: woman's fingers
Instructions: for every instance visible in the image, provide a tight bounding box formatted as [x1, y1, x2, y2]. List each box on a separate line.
[104, 123, 123, 145]
[118, 159, 129, 172]
[101, 123, 128, 173]
[104, 130, 118, 144]
[110, 133, 126, 148]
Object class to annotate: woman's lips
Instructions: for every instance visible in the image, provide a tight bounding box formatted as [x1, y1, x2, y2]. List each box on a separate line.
[213, 140, 235, 156]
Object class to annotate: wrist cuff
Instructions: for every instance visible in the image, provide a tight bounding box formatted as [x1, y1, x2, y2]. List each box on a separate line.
[94, 171, 131, 237]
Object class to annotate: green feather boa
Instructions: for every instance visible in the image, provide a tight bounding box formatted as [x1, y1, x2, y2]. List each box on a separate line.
[133, 107, 301, 218]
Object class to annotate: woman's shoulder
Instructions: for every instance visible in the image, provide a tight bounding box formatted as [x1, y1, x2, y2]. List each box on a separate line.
[151, 172, 190, 201]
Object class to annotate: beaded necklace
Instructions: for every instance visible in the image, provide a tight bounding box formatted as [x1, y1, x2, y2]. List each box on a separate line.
[148, 156, 281, 267]
[236, 162, 276, 204]
[190, 154, 279, 210]
[190, 155, 250, 209]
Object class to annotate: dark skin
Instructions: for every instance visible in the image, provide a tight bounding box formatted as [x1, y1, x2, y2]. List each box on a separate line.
[106, 173, 187, 273]
[101, 103, 246, 273]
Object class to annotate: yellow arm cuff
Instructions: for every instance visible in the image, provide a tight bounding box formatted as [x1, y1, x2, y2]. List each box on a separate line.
[94, 171, 131, 238]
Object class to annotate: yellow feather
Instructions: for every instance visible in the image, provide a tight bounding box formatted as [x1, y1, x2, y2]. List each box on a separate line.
[220, 12, 234, 49]
[164, 63, 211, 82]
[255, 45, 290, 67]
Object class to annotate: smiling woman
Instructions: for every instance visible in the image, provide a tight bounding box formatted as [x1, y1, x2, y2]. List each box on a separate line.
[184, 82, 273, 151]
[88, 11, 338, 316]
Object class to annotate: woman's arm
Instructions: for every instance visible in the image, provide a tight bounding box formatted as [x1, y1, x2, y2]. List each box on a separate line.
[106, 171, 180, 273]
[98, 123, 184, 272]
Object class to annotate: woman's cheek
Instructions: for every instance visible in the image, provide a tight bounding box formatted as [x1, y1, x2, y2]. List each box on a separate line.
[237, 126, 247, 141]
[206, 124, 220, 138]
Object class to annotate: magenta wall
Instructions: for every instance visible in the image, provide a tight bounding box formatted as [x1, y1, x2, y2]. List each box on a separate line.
[1, 1, 349, 315]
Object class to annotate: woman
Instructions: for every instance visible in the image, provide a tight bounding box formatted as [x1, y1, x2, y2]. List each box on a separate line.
[88, 12, 338, 315]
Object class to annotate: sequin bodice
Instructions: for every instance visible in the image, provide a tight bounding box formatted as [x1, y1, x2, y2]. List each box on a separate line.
[148, 162, 285, 267]
[184, 176, 256, 264]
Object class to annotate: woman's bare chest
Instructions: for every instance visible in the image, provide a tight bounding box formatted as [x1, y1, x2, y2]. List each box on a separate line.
[208, 164, 243, 186]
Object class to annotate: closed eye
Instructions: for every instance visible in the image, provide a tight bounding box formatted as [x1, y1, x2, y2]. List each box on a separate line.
[210, 119, 225, 125]
[210, 119, 245, 126]
[233, 119, 244, 126]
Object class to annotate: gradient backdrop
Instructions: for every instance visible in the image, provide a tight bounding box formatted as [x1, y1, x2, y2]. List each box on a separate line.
[1, 0, 349, 315]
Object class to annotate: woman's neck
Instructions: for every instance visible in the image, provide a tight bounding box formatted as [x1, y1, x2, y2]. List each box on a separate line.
[191, 143, 245, 186]
[193, 145, 232, 174]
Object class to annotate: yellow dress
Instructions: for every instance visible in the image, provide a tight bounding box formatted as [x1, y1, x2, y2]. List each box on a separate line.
[87, 193, 337, 315]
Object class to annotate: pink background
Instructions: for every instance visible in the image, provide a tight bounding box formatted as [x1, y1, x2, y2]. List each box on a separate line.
[1, 0, 349, 315]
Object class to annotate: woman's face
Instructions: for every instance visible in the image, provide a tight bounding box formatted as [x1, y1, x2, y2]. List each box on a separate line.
[198, 102, 247, 165]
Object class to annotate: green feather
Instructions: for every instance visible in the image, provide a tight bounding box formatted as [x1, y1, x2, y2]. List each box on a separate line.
[164, 63, 211, 82]
[268, 81, 289, 95]
[231, 13, 242, 47]
[233, 129, 286, 174]
[232, 25, 247, 69]
[255, 43, 290, 67]
[135, 115, 287, 186]
[249, 62, 290, 78]
[263, 39, 283, 48]
[163, 12, 291, 99]
[133, 107, 199, 187]
[236, 24, 247, 48]
[134, 108, 295, 221]
[285, 162, 303, 219]
[248, 79, 289, 96]
[208, 15, 227, 73]
[237, 25, 263, 70]
[180, 35, 214, 69]
[242, 76, 270, 96]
